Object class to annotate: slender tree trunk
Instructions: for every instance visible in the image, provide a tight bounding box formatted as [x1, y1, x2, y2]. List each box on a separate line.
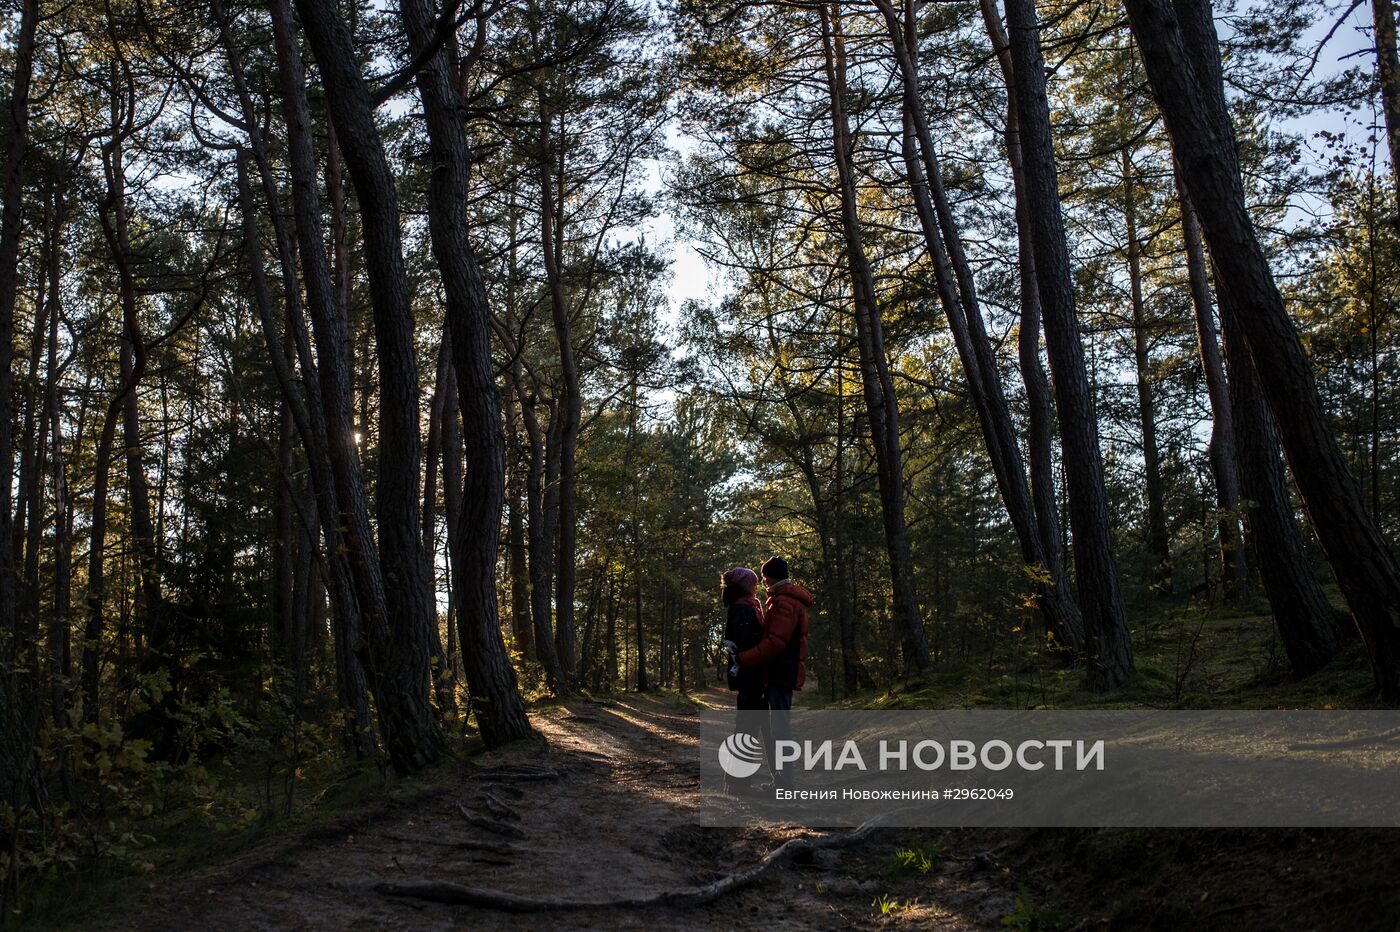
[277, 0, 439, 766]
[1219, 288, 1344, 675]
[1123, 147, 1172, 592]
[502, 199, 534, 659]
[506, 397, 533, 658]
[1005, 0, 1135, 689]
[1125, 0, 1400, 696]
[0, 0, 36, 688]
[296, 0, 442, 769]
[232, 148, 375, 755]
[820, 3, 931, 675]
[274, 404, 295, 657]
[1177, 173, 1247, 603]
[423, 336, 458, 717]
[979, 0, 1067, 585]
[45, 199, 77, 801]
[513, 370, 567, 690]
[634, 570, 648, 691]
[833, 360, 861, 692]
[400, 0, 533, 744]
[537, 97, 581, 687]
[877, 0, 1085, 656]
[226, 1, 377, 754]
[16, 209, 50, 669]
[95, 69, 163, 670]
[1373, 0, 1400, 226]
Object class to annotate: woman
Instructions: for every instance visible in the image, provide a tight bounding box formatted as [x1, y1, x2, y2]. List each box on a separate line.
[721, 567, 767, 710]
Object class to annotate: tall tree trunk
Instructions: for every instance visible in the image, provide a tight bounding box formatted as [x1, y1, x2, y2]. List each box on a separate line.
[979, 0, 1067, 585]
[1218, 288, 1345, 676]
[16, 207, 49, 670]
[223, 0, 377, 755]
[1004, 0, 1135, 689]
[0, 0, 36, 682]
[1125, 0, 1400, 696]
[45, 198, 77, 801]
[505, 397, 533, 658]
[537, 96, 581, 688]
[1177, 172, 1247, 603]
[233, 148, 375, 755]
[877, 0, 1085, 656]
[1373, 0, 1400, 226]
[278, 0, 440, 768]
[502, 199, 534, 660]
[423, 335, 458, 718]
[95, 61, 164, 671]
[512, 368, 567, 690]
[1123, 147, 1172, 592]
[833, 360, 860, 692]
[820, 3, 931, 675]
[634, 569, 648, 691]
[400, 0, 533, 745]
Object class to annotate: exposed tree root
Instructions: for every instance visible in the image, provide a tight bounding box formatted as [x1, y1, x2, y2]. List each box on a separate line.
[479, 789, 519, 821]
[376, 817, 885, 912]
[455, 800, 526, 840]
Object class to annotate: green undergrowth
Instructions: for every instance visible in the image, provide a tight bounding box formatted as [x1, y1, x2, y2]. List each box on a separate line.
[15, 711, 541, 930]
[20, 686, 704, 929]
[807, 595, 1387, 712]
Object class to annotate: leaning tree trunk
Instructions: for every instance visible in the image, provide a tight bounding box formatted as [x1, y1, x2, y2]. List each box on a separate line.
[820, 3, 932, 675]
[401, 0, 534, 745]
[876, 0, 1085, 657]
[286, 0, 442, 769]
[1005, 0, 1135, 689]
[1125, 0, 1400, 697]
[232, 149, 375, 755]
[226, 0, 378, 755]
[979, 0, 1068, 586]
[1218, 282, 1344, 676]
[1177, 171, 1247, 603]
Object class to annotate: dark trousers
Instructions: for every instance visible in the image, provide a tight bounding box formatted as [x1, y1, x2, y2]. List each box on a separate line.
[764, 687, 794, 788]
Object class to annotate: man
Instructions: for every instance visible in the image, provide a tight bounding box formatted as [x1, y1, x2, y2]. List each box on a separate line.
[737, 556, 812, 711]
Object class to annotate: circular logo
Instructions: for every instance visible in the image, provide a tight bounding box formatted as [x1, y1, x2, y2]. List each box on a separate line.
[718, 732, 765, 779]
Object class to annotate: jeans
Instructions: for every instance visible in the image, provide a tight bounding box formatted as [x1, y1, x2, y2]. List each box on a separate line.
[766, 687, 793, 711]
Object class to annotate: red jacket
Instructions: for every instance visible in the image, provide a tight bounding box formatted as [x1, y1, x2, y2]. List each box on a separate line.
[738, 583, 812, 690]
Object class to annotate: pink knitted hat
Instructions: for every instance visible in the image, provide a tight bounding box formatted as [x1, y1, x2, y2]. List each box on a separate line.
[721, 566, 759, 592]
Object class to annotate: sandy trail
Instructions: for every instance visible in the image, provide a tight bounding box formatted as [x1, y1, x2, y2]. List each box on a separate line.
[130, 689, 1015, 930]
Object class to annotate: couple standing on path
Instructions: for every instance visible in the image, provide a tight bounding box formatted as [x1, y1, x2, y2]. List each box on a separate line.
[721, 556, 813, 712]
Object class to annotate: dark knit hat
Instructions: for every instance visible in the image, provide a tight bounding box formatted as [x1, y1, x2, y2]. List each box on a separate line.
[760, 556, 790, 582]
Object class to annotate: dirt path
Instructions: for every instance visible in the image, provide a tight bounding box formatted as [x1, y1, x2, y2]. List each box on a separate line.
[129, 690, 1018, 930]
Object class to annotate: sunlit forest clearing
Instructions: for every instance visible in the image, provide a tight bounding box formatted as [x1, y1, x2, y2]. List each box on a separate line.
[1, 0, 1399, 925]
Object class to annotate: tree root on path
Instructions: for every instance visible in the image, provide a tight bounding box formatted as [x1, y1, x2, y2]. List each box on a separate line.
[375, 818, 886, 912]
[455, 801, 526, 840]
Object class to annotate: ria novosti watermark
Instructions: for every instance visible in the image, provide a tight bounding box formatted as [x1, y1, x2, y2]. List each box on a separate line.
[743, 735, 1106, 776]
[697, 710, 1400, 827]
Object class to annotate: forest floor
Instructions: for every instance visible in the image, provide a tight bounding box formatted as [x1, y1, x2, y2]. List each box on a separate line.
[98, 687, 1031, 931]
[54, 637, 1400, 930]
